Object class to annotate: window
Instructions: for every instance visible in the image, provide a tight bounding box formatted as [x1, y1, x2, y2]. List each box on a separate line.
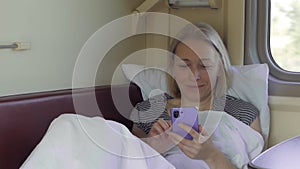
[245, 0, 300, 96]
[270, 0, 300, 72]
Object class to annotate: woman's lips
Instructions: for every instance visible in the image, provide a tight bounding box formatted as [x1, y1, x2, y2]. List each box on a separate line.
[186, 84, 205, 89]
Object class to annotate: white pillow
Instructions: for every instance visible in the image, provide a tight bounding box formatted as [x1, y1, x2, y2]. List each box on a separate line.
[121, 64, 169, 99]
[121, 63, 270, 146]
[227, 64, 270, 147]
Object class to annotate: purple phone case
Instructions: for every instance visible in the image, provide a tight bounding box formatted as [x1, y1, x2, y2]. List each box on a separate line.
[171, 107, 199, 140]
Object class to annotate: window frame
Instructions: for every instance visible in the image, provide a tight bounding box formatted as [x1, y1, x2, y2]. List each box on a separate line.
[245, 0, 300, 96]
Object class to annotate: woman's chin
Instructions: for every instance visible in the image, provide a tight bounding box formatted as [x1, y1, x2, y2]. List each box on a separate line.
[182, 94, 201, 103]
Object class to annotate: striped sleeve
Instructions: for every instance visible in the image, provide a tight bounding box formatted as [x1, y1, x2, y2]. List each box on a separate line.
[224, 95, 259, 126]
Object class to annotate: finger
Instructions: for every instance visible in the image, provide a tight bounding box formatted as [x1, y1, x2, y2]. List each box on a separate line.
[167, 120, 172, 127]
[148, 123, 162, 136]
[167, 131, 184, 143]
[152, 122, 165, 134]
[198, 124, 209, 136]
[157, 118, 170, 130]
[167, 131, 194, 146]
[170, 137, 199, 158]
[198, 124, 203, 132]
[176, 141, 198, 155]
[178, 123, 199, 139]
[152, 119, 171, 135]
[197, 124, 208, 141]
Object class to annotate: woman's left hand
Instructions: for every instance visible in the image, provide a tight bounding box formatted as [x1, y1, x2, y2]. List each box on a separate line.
[167, 123, 218, 161]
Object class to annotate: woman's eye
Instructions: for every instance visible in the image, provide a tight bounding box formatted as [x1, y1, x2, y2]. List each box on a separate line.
[200, 64, 212, 69]
[199, 65, 207, 69]
[177, 64, 189, 68]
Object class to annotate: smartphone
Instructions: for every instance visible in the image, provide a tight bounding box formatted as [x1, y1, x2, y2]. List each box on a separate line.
[171, 107, 199, 140]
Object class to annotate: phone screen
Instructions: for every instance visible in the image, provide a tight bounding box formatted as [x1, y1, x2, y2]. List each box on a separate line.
[171, 107, 199, 140]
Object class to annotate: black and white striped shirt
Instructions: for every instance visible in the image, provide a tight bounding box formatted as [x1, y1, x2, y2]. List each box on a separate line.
[131, 94, 259, 134]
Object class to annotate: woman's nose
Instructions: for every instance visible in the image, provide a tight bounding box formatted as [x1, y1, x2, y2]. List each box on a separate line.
[190, 68, 201, 80]
[194, 69, 201, 80]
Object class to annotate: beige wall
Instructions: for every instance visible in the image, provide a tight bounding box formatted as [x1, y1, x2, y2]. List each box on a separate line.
[146, 0, 245, 66]
[0, 0, 145, 96]
[0, 0, 244, 97]
[268, 96, 300, 147]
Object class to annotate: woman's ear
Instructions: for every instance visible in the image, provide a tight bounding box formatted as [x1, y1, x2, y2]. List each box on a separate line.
[216, 59, 224, 77]
[168, 59, 176, 79]
[214, 65, 227, 98]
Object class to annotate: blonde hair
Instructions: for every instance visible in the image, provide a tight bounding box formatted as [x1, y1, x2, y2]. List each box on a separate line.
[167, 22, 233, 98]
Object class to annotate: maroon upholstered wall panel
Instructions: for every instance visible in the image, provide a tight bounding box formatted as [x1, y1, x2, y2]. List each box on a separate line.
[0, 84, 142, 169]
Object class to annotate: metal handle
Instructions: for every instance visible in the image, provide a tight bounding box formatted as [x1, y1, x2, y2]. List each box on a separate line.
[0, 43, 18, 49]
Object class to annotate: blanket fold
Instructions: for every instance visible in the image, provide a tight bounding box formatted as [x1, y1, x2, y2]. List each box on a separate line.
[20, 114, 175, 169]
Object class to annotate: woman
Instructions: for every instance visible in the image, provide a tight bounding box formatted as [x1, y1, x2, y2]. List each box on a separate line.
[130, 22, 262, 169]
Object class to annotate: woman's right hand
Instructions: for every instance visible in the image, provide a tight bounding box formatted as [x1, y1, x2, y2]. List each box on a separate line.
[148, 118, 171, 136]
[145, 118, 173, 153]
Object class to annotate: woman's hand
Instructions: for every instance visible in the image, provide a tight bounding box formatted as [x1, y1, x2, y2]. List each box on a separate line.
[144, 118, 174, 153]
[168, 123, 217, 160]
[168, 123, 237, 169]
[148, 118, 171, 137]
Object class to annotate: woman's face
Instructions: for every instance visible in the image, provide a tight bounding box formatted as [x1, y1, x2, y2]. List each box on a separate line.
[172, 39, 222, 103]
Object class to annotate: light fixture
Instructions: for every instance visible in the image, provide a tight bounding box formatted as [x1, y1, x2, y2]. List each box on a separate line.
[168, 0, 220, 9]
[133, 0, 160, 13]
[131, 0, 161, 33]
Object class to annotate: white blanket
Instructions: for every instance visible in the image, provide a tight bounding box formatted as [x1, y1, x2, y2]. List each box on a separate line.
[20, 114, 175, 169]
[21, 112, 264, 169]
[165, 111, 264, 169]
